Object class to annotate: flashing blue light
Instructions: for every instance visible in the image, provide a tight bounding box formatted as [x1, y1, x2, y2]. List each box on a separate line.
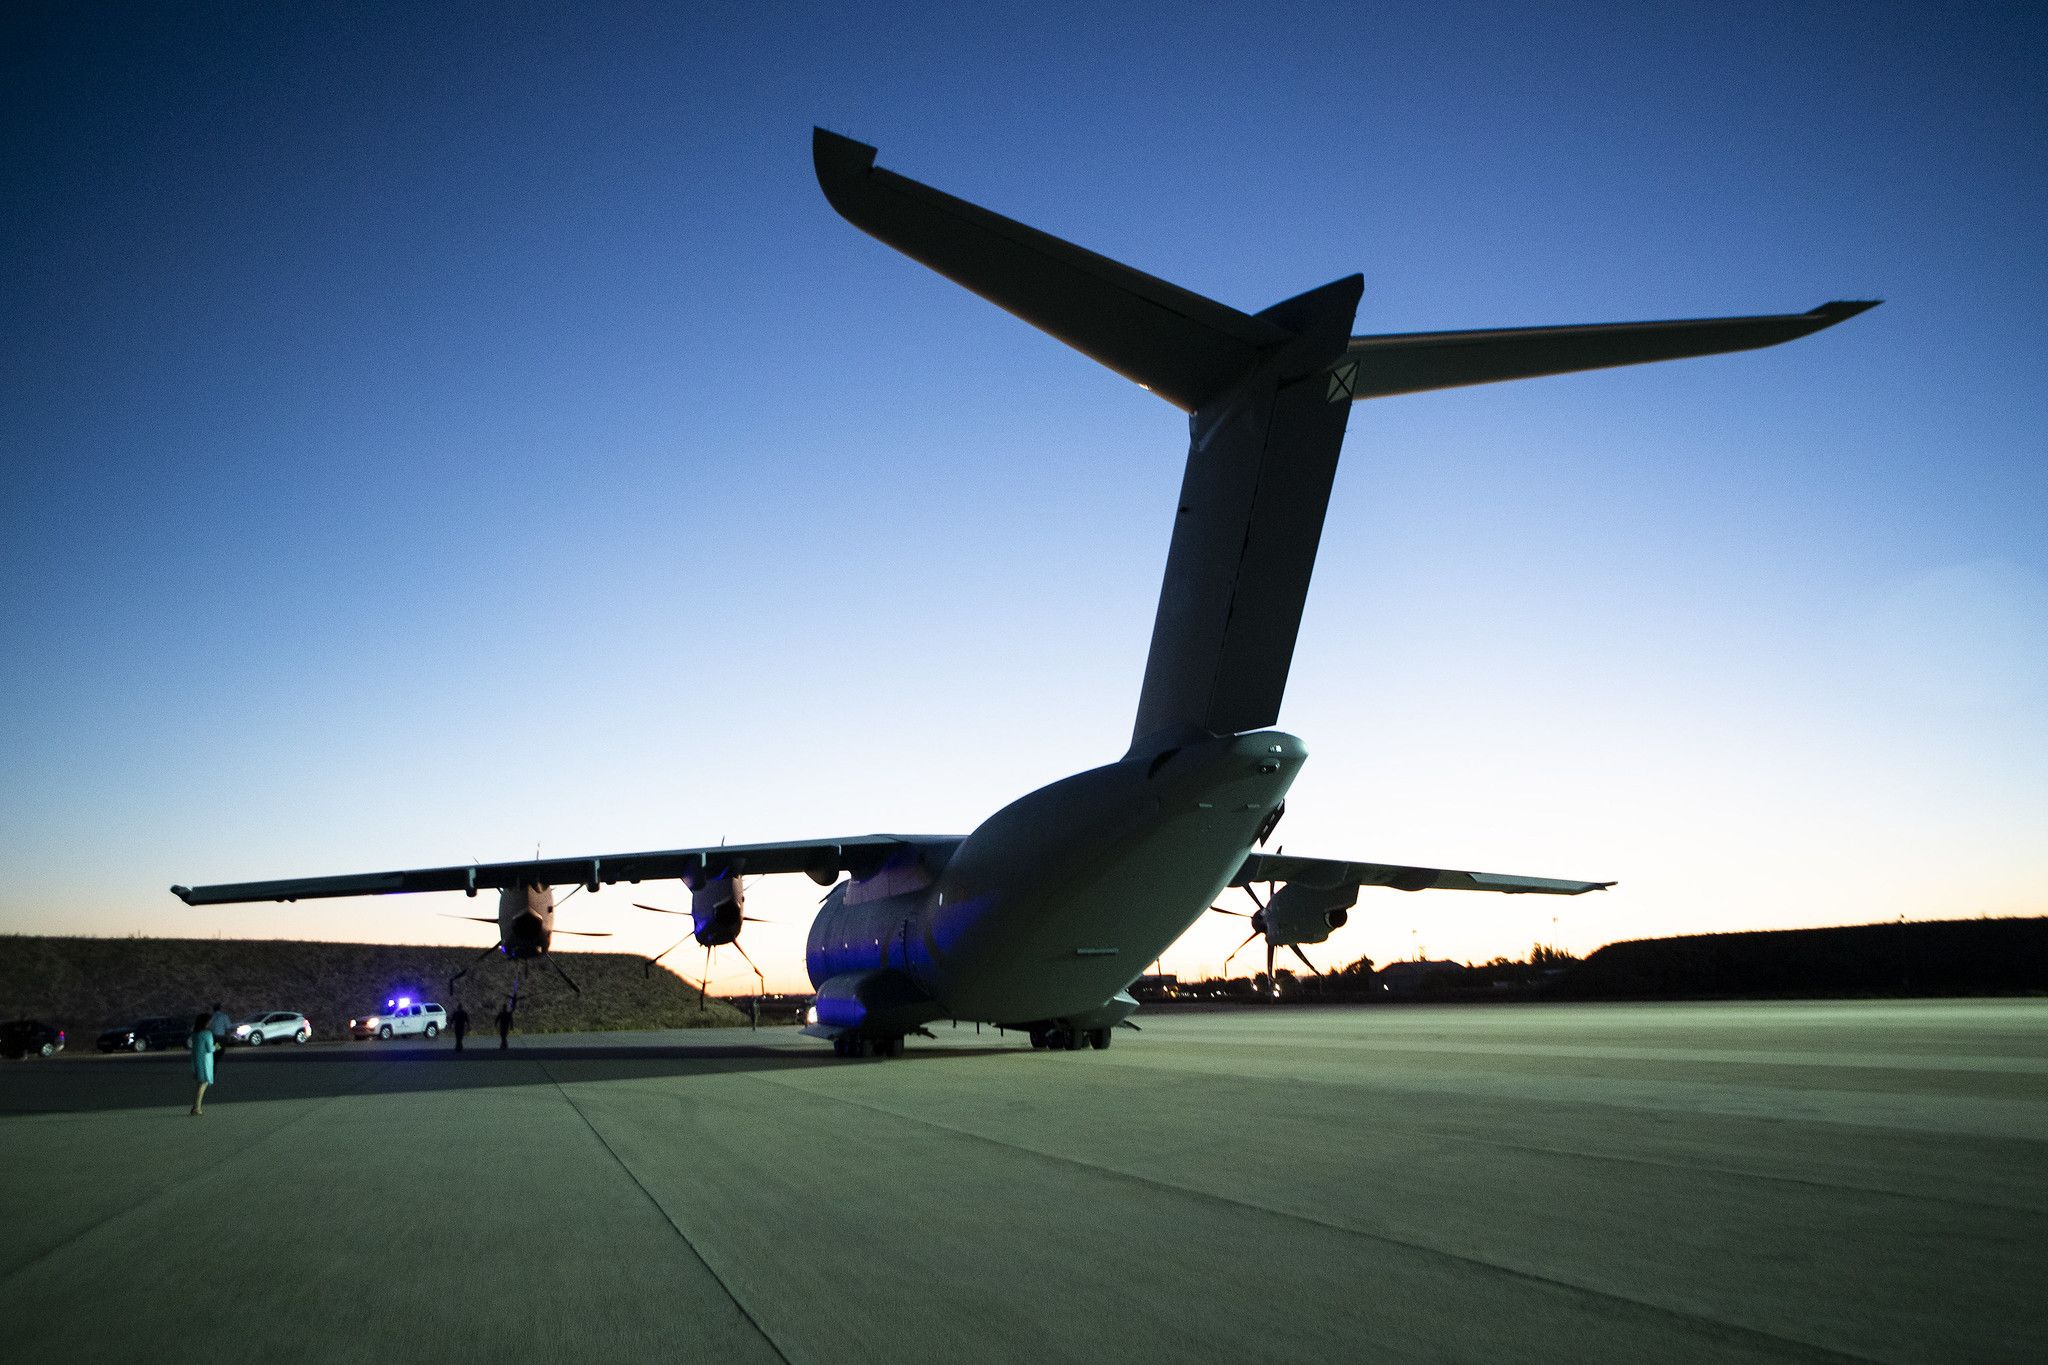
[397, 995, 412, 1008]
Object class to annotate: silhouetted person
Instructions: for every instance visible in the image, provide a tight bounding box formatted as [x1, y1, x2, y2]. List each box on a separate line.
[451, 1003, 470, 1052]
[495, 1001, 513, 1050]
[188, 1012, 215, 1116]
[206, 1002, 229, 1068]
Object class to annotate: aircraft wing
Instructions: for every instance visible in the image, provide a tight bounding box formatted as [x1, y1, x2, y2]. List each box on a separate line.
[171, 835, 963, 906]
[1232, 852, 1611, 896]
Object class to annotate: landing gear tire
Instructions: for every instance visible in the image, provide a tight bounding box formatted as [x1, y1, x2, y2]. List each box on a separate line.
[1063, 1029, 1086, 1051]
[1028, 1028, 1049, 1050]
[1087, 1028, 1112, 1050]
[424, 1023, 439, 1039]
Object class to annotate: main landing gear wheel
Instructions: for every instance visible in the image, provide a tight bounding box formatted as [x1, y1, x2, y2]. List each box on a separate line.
[1086, 1028, 1111, 1050]
[424, 1023, 439, 1039]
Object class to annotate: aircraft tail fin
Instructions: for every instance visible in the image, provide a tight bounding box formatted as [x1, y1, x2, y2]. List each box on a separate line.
[814, 130, 1875, 755]
[814, 130, 1363, 750]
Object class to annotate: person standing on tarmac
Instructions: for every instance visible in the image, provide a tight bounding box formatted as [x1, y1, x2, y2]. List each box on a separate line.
[495, 1000, 513, 1050]
[451, 1002, 470, 1052]
[206, 1002, 230, 1071]
[188, 1012, 215, 1116]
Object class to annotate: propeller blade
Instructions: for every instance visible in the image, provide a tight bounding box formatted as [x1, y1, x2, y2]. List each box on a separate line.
[730, 938, 768, 993]
[543, 951, 581, 995]
[448, 941, 502, 995]
[439, 914, 500, 924]
[1244, 884, 1270, 911]
[1208, 906, 1254, 918]
[1288, 944, 1323, 977]
[1265, 940, 1277, 998]
[646, 934, 692, 976]
[551, 929, 612, 937]
[1222, 930, 1260, 975]
[632, 903, 691, 916]
[699, 944, 711, 1009]
[555, 884, 583, 908]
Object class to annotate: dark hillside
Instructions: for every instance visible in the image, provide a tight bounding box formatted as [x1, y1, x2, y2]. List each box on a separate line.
[0, 937, 747, 1041]
[1563, 916, 2048, 999]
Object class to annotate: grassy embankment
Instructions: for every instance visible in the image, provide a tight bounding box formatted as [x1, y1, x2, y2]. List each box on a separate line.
[0, 936, 747, 1042]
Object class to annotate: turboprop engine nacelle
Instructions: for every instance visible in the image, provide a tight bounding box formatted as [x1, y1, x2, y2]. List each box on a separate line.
[687, 868, 744, 946]
[1260, 882, 1358, 947]
[498, 881, 554, 956]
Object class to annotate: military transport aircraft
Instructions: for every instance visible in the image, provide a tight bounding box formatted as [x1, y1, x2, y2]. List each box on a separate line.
[173, 130, 1874, 1057]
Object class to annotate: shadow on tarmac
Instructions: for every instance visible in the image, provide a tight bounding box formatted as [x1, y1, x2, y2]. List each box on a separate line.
[0, 1038, 1024, 1117]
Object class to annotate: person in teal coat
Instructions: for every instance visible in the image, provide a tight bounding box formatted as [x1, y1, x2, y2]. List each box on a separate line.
[189, 1012, 215, 1116]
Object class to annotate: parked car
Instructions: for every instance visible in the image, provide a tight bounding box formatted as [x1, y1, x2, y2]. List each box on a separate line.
[349, 1001, 447, 1041]
[97, 1017, 192, 1053]
[230, 1011, 312, 1046]
[1, 1019, 66, 1059]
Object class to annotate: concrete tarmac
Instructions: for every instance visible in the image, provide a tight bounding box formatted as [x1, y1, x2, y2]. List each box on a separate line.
[2, 1000, 2042, 1363]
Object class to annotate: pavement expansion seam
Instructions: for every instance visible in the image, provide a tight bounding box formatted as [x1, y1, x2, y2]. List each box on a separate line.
[0, 1058, 401, 1290]
[753, 1071, 1880, 1365]
[535, 1059, 795, 1365]
[1444, 1131, 2048, 1217]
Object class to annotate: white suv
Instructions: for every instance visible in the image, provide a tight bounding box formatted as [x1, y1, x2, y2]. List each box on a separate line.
[232, 1012, 311, 1046]
[353, 1002, 448, 1041]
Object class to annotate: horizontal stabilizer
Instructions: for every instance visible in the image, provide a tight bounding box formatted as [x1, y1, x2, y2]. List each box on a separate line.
[814, 128, 1293, 411]
[1236, 852, 1612, 896]
[1337, 301, 1879, 401]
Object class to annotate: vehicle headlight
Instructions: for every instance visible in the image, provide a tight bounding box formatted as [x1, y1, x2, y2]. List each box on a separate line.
[805, 1006, 819, 1025]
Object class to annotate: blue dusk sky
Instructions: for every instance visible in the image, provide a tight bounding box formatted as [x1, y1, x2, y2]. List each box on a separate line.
[3, 2, 2043, 992]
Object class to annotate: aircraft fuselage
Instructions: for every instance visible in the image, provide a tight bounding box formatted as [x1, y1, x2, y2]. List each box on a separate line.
[806, 731, 1303, 1031]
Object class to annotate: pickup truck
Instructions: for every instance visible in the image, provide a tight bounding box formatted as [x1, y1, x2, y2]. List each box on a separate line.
[349, 1001, 448, 1041]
